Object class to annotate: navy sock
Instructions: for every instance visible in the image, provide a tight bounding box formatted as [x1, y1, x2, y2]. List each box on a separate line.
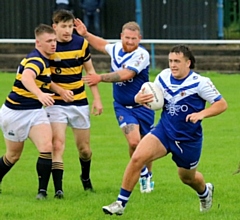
[140, 166, 149, 178]
[117, 188, 132, 207]
[197, 185, 209, 199]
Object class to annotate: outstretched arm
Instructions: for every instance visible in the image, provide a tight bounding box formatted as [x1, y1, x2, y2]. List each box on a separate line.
[82, 69, 136, 86]
[74, 18, 108, 54]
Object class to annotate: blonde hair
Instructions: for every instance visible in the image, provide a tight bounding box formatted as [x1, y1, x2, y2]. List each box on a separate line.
[122, 21, 141, 33]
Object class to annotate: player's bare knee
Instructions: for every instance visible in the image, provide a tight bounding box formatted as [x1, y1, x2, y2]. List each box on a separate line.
[38, 143, 52, 152]
[128, 140, 140, 151]
[129, 145, 137, 153]
[131, 154, 144, 168]
[52, 142, 64, 153]
[180, 176, 194, 185]
[79, 147, 92, 159]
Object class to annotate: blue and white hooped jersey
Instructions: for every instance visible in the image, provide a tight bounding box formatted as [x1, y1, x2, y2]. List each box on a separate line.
[105, 42, 150, 106]
[154, 68, 222, 141]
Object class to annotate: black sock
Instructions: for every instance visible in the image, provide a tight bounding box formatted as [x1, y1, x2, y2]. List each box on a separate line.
[79, 158, 91, 180]
[0, 155, 14, 182]
[36, 152, 52, 192]
[52, 162, 64, 192]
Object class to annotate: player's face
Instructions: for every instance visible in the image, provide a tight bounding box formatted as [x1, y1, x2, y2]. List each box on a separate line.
[53, 20, 74, 42]
[121, 29, 141, 53]
[168, 52, 191, 79]
[36, 33, 57, 57]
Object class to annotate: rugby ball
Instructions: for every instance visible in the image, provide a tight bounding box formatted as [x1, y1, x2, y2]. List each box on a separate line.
[141, 82, 164, 111]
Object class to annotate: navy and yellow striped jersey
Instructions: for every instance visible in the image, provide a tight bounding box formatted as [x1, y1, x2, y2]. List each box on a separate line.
[49, 34, 91, 106]
[5, 49, 52, 110]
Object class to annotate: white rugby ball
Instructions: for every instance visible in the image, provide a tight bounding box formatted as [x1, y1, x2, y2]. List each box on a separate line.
[141, 82, 164, 111]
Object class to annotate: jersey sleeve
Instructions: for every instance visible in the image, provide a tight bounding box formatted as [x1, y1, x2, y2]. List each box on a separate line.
[198, 77, 222, 104]
[24, 59, 45, 76]
[83, 39, 91, 62]
[105, 43, 114, 55]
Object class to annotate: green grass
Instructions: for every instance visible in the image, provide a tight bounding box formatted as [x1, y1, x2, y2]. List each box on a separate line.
[0, 72, 240, 219]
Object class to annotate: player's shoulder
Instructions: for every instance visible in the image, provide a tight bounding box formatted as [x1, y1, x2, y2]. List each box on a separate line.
[107, 41, 119, 49]
[137, 44, 149, 54]
[25, 49, 47, 65]
[190, 71, 210, 83]
[26, 49, 41, 58]
[132, 45, 149, 60]
[159, 68, 171, 77]
[153, 69, 170, 84]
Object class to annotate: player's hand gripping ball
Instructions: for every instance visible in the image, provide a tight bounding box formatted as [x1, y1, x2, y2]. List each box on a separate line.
[141, 82, 164, 111]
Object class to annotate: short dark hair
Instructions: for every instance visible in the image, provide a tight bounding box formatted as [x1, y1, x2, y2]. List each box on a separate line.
[170, 45, 195, 69]
[52, 9, 75, 24]
[34, 24, 55, 37]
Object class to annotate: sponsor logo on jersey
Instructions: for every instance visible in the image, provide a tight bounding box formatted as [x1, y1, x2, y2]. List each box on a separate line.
[54, 57, 61, 62]
[119, 116, 124, 122]
[55, 67, 62, 75]
[116, 78, 133, 86]
[193, 75, 198, 80]
[139, 54, 144, 60]
[180, 91, 186, 96]
[134, 61, 140, 67]
[166, 97, 188, 116]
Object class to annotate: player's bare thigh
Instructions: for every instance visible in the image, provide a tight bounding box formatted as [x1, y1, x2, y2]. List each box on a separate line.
[29, 123, 52, 152]
[51, 123, 67, 148]
[131, 133, 167, 165]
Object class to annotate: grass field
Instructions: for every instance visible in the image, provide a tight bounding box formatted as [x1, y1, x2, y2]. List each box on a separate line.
[0, 71, 240, 220]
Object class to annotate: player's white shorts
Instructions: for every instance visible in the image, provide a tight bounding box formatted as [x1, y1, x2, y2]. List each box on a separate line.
[0, 104, 50, 142]
[45, 105, 90, 129]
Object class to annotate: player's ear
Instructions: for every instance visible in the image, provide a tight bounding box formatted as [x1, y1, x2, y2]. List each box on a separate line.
[35, 38, 40, 47]
[52, 24, 56, 30]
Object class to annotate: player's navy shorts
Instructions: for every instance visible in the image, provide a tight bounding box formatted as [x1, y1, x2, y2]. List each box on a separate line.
[151, 122, 202, 169]
[113, 101, 155, 136]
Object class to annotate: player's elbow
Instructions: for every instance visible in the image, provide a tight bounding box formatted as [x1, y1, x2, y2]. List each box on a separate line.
[220, 98, 228, 112]
[215, 98, 228, 114]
